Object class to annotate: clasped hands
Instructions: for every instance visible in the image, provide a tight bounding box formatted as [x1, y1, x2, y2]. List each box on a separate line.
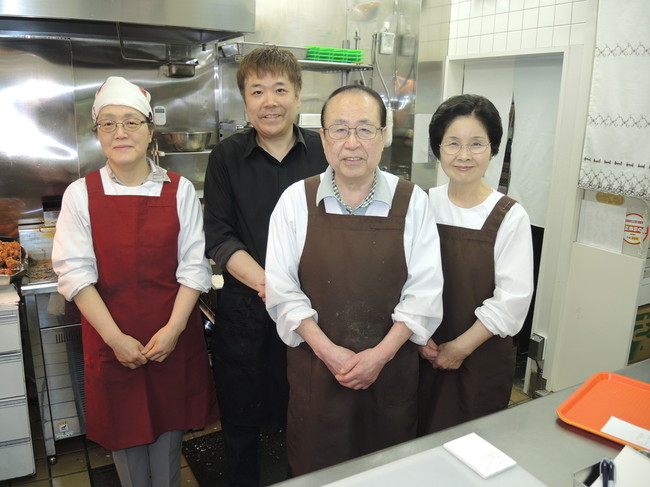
[320, 343, 389, 390]
[418, 337, 469, 370]
[109, 325, 181, 369]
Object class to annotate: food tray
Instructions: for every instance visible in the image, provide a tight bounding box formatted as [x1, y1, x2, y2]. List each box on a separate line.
[0, 242, 25, 285]
[0, 267, 25, 286]
[556, 372, 650, 449]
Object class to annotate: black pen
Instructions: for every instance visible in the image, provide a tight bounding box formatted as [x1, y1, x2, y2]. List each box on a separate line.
[600, 457, 615, 487]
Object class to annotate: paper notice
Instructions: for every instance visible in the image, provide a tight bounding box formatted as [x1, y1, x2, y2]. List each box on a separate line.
[601, 416, 650, 450]
[577, 200, 626, 253]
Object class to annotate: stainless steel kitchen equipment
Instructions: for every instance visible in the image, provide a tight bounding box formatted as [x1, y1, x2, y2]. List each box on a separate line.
[159, 131, 213, 152]
[22, 280, 83, 465]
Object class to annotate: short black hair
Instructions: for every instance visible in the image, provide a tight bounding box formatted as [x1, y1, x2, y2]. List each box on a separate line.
[236, 46, 302, 96]
[321, 85, 387, 128]
[429, 94, 503, 159]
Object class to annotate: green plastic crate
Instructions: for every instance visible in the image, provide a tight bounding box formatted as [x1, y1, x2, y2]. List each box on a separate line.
[306, 46, 364, 63]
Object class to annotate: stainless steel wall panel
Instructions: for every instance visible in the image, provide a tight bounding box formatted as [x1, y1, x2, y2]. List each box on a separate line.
[0, 0, 256, 41]
[0, 38, 78, 223]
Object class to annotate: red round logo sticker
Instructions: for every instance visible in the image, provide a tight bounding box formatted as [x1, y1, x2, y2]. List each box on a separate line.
[624, 212, 648, 245]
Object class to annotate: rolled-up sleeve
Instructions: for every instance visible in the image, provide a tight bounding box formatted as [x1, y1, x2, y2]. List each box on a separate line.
[176, 178, 212, 293]
[52, 179, 98, 301]
[265, 182, 317, 347]
[203, 144, 248, 268]
[475, 204, 534, 337]
[392, 186, 444, 345]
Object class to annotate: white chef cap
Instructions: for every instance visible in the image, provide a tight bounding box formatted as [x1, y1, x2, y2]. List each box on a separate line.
[91, 76, 153, 122]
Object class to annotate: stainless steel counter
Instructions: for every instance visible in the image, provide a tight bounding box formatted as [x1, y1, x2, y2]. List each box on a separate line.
[272, 359, 650, 486]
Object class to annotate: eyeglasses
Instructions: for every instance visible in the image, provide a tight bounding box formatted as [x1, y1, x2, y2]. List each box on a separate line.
[440, 141, 491, 155]
[325, 124, 382, 140]
[94, 119, 151, 133]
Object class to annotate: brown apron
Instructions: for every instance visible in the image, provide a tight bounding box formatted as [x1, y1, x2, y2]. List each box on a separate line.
[417, 195, 518, 435]
[84, 170, 218, 451]
[287, 175, 417, 476]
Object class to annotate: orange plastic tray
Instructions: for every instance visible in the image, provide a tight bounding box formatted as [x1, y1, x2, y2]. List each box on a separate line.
[557, 372, 650, 449]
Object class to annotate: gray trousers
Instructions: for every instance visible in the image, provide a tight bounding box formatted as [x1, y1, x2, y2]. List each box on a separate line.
[112, 430, 183, 487]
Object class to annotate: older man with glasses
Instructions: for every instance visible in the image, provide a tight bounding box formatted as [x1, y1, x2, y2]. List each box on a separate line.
[265, 85, 444, 476]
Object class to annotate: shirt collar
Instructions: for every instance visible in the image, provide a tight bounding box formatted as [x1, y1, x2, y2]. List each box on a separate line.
[106, 159, 170, 186]
[316, 166, 393, 211]
[243, 124, 306, 158]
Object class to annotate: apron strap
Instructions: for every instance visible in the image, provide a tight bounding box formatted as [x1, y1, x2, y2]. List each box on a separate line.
[482, 195, 516, 233]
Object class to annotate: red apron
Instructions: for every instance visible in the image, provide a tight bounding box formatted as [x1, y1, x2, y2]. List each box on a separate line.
[83, 170, 218, 451]
[287, 175, 417, 476]
[417, 195, 517, 435]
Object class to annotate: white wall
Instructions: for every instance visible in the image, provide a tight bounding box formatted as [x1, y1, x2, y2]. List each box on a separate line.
[419, 0, 590, 59]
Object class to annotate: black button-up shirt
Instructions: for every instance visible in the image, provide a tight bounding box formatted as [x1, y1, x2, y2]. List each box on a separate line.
[203, 125, 327, 289]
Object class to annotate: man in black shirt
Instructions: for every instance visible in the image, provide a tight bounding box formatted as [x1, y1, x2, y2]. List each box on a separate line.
[203, 46, 327, 486]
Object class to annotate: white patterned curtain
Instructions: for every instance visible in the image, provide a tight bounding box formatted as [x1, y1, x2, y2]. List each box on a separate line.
[578, 0, 650, 197]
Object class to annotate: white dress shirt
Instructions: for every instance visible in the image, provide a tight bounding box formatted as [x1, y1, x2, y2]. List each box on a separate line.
[266, 168, 444, 347]
[52, 162, 212, 301]
[429, 185, 534, 337]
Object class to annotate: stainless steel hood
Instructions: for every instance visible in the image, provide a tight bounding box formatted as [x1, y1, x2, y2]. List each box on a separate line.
[0, 0, 255, 45]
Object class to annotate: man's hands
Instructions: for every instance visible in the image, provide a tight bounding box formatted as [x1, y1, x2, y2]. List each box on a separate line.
[317, 343, 389, 390]
[303, 320, 412, 390]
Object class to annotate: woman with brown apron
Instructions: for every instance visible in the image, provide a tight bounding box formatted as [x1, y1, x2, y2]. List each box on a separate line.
[417, 94, 534, 435]
[52, 77, 218, 487]
[266, 86, 444, 476]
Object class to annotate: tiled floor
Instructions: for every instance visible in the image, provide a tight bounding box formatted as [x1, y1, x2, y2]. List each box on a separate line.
[2, 385, 532, 487]
[1, 412, 221, 487]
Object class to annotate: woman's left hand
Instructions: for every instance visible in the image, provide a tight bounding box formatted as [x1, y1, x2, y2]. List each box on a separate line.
[142, 325, 182, 362]
[434, 339, 470, 370]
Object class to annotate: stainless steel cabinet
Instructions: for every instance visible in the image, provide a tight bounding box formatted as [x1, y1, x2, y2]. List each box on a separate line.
[22, 281, 84, 464]
[0, 286, 35, 481]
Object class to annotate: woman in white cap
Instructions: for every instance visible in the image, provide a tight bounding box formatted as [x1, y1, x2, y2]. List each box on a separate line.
[52, 76, 218, 487]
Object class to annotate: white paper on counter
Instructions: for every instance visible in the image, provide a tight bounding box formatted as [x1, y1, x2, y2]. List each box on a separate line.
[601, 416, 650, 450]
[443, 432, 516, 479]
[589, 445, 650, 487]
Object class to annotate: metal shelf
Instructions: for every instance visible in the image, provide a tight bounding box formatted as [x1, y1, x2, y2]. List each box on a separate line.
[219, 50, 372, 73]
[298, 59, 373, 72]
